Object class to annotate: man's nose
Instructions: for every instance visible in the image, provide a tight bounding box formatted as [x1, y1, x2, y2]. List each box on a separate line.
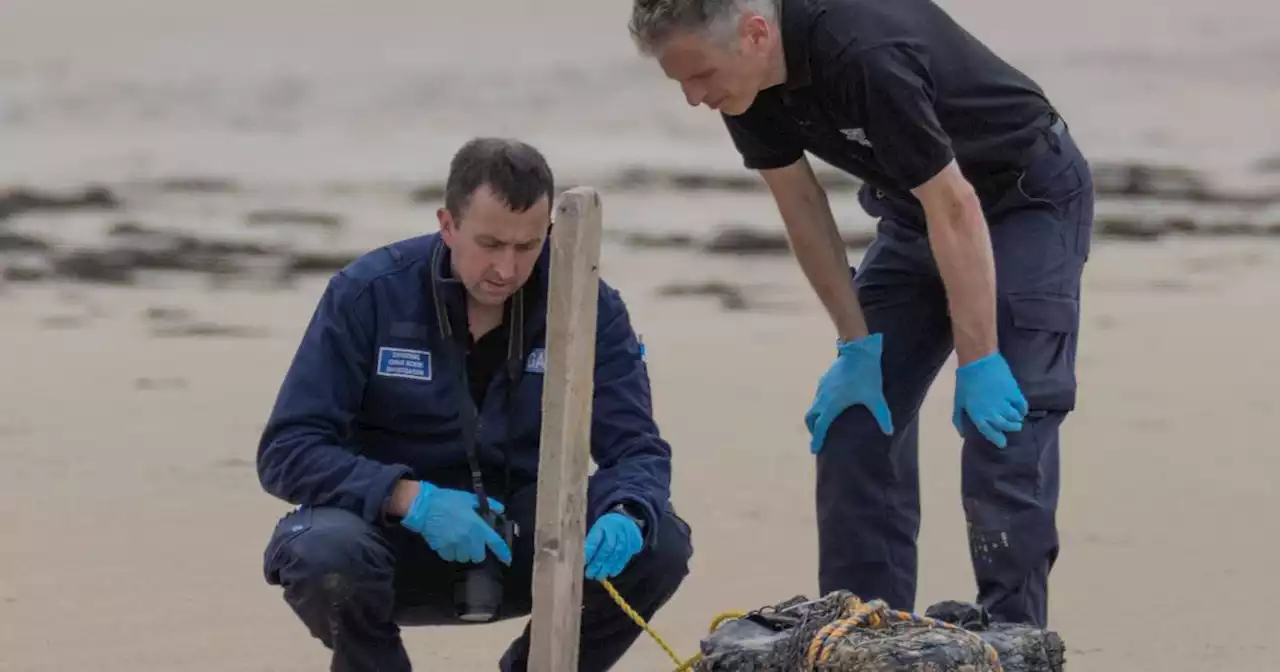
[682, 82, 705, 107]
[492, 248, 517, 279]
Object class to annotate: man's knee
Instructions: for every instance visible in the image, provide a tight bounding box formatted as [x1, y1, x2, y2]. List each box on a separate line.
[263, 506, 396, 600]
[817, 408, 920, 500]
[962, 410, 1062, 504]
[818, 403, 897, 458]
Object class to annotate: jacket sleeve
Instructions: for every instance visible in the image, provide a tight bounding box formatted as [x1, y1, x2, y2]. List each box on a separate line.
[256, 271, 414, 524]
[585, 285, 673, 546]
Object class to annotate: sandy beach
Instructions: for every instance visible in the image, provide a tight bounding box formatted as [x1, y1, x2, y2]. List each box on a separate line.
[3, 233, 1280, 671]
[3, 0, 1280, 670]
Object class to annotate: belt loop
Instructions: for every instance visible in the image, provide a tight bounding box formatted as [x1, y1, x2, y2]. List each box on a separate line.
[1047, 114, 1065, 153]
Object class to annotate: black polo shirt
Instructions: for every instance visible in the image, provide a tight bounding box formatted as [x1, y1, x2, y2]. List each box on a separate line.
[459, 287, 535, 409]
[722, 0, 1058, 204]
[466, 322, 509, 407]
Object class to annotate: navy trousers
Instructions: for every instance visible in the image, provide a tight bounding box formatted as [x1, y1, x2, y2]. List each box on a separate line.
[262, 482, 693, 671]
[816, 119, 1094, 629]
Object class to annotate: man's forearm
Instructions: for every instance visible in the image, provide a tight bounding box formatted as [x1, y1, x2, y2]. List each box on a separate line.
[774, 184, 869, 342]
[924, 192, 998, 364]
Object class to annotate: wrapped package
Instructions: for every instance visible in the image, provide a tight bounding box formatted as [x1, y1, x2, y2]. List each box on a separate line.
[693, 591, 1066, 672]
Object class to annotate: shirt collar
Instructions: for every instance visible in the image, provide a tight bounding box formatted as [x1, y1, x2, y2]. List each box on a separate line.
[779, 0, 814, 90]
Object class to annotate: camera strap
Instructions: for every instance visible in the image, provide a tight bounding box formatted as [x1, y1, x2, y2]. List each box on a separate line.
[502, 291, 524, 503]
[430, 244, 525, 520]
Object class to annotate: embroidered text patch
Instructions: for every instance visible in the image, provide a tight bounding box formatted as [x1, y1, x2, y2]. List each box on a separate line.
[376, 347, 432, 381]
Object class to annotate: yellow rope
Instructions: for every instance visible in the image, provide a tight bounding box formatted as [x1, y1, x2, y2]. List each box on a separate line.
[599, 579, 746, 671]
[602, 580, 1005, 672]
[805, 595, 1004, 671]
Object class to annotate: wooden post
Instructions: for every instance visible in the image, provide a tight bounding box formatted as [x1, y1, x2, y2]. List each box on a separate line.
[528, 186, 603, 672]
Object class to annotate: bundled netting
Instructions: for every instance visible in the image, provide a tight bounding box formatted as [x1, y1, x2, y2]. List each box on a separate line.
[690, 591, 1066, 672]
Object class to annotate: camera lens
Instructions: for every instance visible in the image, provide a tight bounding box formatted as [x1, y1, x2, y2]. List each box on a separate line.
[454, 514, 513, 622]
[457, 562, 504, 622]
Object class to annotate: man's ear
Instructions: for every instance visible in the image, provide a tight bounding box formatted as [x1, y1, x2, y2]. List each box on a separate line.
[437, 207, 454, 244]
[741, 13, 771, 46]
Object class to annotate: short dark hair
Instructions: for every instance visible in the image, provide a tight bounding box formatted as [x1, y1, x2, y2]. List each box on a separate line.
[444, 137, 555, 222]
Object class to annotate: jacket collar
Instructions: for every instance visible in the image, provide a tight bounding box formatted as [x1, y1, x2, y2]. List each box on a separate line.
[426, 232, 550, 353]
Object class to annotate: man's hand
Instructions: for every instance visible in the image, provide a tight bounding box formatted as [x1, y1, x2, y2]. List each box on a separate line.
[953, 352, 1028, 448]
[805, 333, 894, 453]
[912, 160, 1027, 447]
[583, 511, 643, 581]
[398, 481, 512, 565]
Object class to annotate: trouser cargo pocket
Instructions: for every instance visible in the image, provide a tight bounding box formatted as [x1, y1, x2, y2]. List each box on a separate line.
[1001, 293, 1080, 413]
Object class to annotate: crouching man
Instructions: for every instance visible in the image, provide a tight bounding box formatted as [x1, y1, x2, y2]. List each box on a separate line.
[255, 137, 693, 672]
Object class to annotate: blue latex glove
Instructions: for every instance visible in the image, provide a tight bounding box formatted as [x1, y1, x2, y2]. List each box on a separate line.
[583, 512, 643, 581]
[400, 482, 512, 565]
[804, 332, 894, 454]
[953, 352, 1029, 448]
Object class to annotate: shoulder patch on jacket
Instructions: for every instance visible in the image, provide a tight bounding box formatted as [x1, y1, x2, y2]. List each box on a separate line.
[525, 348, 546, 374]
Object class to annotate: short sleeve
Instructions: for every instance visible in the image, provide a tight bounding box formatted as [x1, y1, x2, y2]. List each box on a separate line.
[842, 44, 955, 190]
[721, 110, 805, 171]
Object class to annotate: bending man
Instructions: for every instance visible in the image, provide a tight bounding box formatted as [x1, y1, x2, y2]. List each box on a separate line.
[628, 0, 1093, 628]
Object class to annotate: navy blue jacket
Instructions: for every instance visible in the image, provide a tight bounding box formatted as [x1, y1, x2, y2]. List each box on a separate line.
[256, 232, 673, 543]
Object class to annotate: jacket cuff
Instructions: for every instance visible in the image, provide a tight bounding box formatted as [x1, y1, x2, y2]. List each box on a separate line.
[363, 463, 416, 526]
[602, 494, 659, 548]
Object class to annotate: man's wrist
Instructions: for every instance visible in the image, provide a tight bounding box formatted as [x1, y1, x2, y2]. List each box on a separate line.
[952, 313, 998, 365]
[837, 334, 866, 348]
[955, 342, 998, 367]
[610, 502, 647, 532]
[384, 479, 422, 519]
[834, 312, 869, 343]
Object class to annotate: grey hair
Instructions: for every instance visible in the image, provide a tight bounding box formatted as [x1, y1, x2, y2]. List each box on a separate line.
[629, 0, 780, 54]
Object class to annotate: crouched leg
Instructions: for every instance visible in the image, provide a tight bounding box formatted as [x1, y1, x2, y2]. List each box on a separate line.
[263, 506, 408, 672]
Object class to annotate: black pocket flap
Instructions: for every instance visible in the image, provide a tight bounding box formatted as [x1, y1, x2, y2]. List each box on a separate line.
[1008, 294, 1079, 334]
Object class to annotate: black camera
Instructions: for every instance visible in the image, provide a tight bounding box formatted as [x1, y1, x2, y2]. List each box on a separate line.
[454, 509, 516, 622]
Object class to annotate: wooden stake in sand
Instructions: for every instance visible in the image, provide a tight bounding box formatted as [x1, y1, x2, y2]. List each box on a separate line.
[527, 186, 603, 672]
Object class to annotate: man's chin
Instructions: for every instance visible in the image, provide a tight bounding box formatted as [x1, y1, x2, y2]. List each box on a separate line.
[468, 286, 512, 306]
[716, 96, 754, 116]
